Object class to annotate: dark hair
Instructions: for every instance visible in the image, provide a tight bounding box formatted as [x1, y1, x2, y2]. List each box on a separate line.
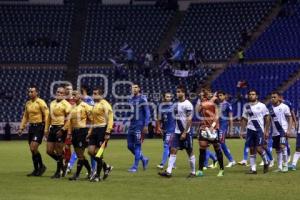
[248, 89, 259, 96]
[132, 82, 140, 88]
[176, 85, 187, 94]
[93, 87, 104, 95]
[28, 85, 39, 92]
[271, 91, 282, 96]
[217, 90, 226, 95]
[64, 83, 73, 88]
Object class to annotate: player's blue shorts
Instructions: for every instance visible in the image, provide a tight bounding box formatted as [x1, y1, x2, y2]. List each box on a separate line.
[296, 133, 300, 149]
[219, 126, 228, 144]
[246, 129, 264, 147]
[163, 131, 172, 144]
[169, 132, 193, 151]
[127, 125, 143, 145]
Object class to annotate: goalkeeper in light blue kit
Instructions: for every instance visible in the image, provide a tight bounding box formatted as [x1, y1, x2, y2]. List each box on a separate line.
[126, 83, 150, 173]
[156, 92, 176, 169]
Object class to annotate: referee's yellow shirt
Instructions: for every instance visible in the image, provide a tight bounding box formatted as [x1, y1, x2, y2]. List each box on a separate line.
[69, 101, 92, 129]
[91, 99, 114, 133]
[20, 98, 49, 130]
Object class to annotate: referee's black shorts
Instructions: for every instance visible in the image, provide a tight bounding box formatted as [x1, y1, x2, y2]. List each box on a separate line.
[72, 128, 88, 149]
[88, 126, 106, 148]
[28, 123, 44, 144]
[48, 125, 66, 143]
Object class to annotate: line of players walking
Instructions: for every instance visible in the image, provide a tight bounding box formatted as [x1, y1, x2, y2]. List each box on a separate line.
[18, 83, 300, 181]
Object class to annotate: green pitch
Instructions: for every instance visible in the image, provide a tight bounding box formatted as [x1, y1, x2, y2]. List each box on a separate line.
[0, 139, 299, 200]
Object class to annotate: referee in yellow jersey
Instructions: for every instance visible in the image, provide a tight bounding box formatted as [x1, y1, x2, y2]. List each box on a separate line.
[88, 87, 114, 182]
[45, 86, 72, 179]
[68, 90, 92, 181]
[18, 86, 49, 177]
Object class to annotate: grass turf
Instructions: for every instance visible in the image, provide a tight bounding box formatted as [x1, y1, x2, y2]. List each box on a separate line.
[0, 139, 299, 200]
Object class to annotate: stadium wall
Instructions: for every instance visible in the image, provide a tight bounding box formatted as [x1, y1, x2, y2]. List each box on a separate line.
[0, 0, 63, 5]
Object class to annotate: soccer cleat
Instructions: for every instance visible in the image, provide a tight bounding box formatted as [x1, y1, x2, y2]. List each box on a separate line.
[259, 161, 264, 166]
[61, 166, 67, 177]
[269, 160, 274, 168]
[51, 172, 61, 179]
[195, 170, 204, 177]
[273, 168, 282, 173]
[142, 158, 149, 170]
[90, 175, 101, 182]
[225, 161, 236, 168]
[217, 170, 224, 177]
[158, 171, 172, 178]
[203, 167, 207, 170]
[128, 167, 137, 173]
[246, 170, 257, 175]
[37, 165, 47, 176]
[238, 160, 248, 166]
[69, 174, 80, 181]
[288, 164, 296, 171]
[282, 166, 288, 173]
[186, 173, 196, 178]
[66, 167, 72, 174]
[208, 161, 218, 169]
[157, 164, 164, 170]
[263, 163, 269, 174]
[103, 166, 113, 180]
[26, 170, 39, 177]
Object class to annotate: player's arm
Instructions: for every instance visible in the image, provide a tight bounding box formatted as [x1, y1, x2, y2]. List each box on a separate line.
[44, 110, 51, 138]
[105, 103, 114, 140]
[142, 98, 151, 134]
[228, 112, 234, 135]
[285, 106, 293, 137]
[291, 110, 297, 130]
[155, 108, 163, 135]
[240, 117, 248, 138]
[264, 114, 271, 140]
[40, 100, 49, 133]
[19, 103, 28, 135]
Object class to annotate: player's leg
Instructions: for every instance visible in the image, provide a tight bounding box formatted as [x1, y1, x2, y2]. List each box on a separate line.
[246, 130, 257, 174]
[289, 134, 300, 170]
[88, 145, 101, 182]
[30, 141, 46, 176]
[239, 139, 249, 165]
[134, 128, 148, 171]
[272, 136, 282, 172]
[158, 133, 171, 169]
[158, 133, 178, 177]
[213, 142, 224, 177]
[185, 133, 196, 177]
[46, 127, 59, 173]
[255, 132, 269, 173]
[53, 142, 65, 178]
[219, 130, 235, 166]
[69, 147, 85, 180]
[196, 140, 208, 177]
[280, 136, 288, 172]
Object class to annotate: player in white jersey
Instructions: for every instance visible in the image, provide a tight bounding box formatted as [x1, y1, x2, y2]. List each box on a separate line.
[269, 92, 292, 172]
[240, 89, 271, 174]
[158, 85, 196, 178]
[289, 111, 300, 171]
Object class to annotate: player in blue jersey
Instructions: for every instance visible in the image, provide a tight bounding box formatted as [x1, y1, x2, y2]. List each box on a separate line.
[217, 91, 236, 167]
[126, 83, 150, 173]
[156, 92, 176, 169]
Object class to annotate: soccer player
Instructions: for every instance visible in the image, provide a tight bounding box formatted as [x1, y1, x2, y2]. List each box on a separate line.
[127, 83, 150, 172]
[68, 90, 92, 181]
[217, 91, 236, 167]
[158, 85, 196, 178]
[156, 92, 176, 169]
[240, 89, 271, 174]
[45, 87, 72, 178]
[18, 86, 49, 176]
[88, 87, 114, 182]
[196, 88, 224, 177]
[289, 116, 300, 170]
[268, 92, 292, 172]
